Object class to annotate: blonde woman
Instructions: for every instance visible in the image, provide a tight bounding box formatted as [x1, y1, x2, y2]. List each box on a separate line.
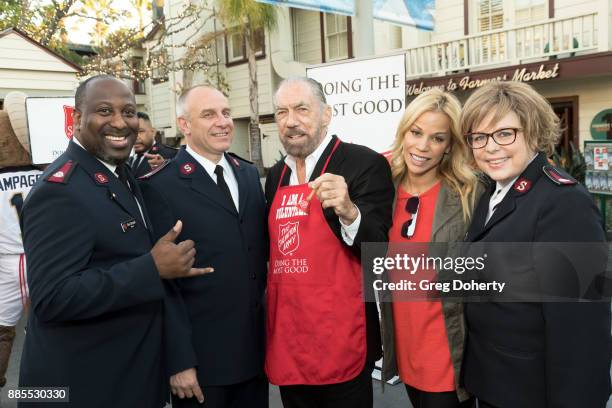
[461, 81, 610, 408]
[379, 89, 479, 408]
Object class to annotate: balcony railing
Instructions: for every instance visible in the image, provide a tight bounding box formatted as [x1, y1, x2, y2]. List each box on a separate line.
[405, 12, 600, 78]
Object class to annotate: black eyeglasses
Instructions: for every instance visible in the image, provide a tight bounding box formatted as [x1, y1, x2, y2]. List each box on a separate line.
[401, 196, 420, 238]
[465, 127, 522, 149]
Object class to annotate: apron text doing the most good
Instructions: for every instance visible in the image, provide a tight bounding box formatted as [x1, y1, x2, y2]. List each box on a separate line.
[265, 139, 366, 385]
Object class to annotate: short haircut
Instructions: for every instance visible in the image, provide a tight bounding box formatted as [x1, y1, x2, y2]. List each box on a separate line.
[273, 76, 327, 109]
[137, 111, 151, 123]
[74, 74, 116, 111]
[461, 81, 561, 156]
[176, 84, 222, 118]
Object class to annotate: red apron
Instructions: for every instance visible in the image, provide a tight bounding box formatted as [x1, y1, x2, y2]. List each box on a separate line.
[265, 139, 366, 385]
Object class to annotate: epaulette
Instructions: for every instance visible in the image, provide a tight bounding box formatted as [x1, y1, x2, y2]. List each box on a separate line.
[542, 165, 577, 186]
[46, 160, 77, 184]
[227, 152, 253, 166]
[138, 159, 171, 180]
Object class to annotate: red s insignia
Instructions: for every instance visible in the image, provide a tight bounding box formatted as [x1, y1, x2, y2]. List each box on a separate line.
[513, 178, 531, 193]
[180, 163, 195, 175]
[94, 172, 109, 184]
[63, 105, 75, 140]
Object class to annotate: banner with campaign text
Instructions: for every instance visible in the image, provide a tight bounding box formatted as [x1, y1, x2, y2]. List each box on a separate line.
[306, 53, 406, 154]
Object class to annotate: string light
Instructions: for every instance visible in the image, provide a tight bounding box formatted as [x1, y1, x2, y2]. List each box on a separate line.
[73, 1, 223, 85]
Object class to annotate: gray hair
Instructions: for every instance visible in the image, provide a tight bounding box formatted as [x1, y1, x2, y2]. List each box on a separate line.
[273, 76, 327, 110]
[176, 84, 221, 118]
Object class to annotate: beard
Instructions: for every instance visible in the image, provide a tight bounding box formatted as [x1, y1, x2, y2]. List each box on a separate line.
[281, 123, 325, 159]
[89, 134, 134, 166]
[96, 150, 129, 166]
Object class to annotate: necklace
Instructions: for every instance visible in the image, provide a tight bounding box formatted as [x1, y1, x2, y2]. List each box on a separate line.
[403, 176, 440, 197]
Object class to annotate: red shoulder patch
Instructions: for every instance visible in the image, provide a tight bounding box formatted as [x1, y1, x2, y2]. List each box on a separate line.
[46, 160, 77, 184]
[94, 172, 109, 184]
[542, 165, 576, 186]
[179, 162, 196, 176]
[138, 159, 171, 180]
[513, 178, 532, 193]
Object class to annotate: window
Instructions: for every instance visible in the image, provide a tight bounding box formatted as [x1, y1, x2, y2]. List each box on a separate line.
[477, 0, 504, 32]
[132, 57, 146, 94]
[476, 0, 505, 62]
[515, 0, 546, 25]
[324, 13, 349, 61]
[225, 27, 265, 65]
[515, 0, 547, 57]
[150, 49, 169, 85]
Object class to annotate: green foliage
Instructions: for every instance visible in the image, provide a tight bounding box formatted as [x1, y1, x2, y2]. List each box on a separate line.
[0, 0, 98, 66]
[216, 0, 277, 31]
[551, 141, 586, 183]
[0, 0, 25, 29]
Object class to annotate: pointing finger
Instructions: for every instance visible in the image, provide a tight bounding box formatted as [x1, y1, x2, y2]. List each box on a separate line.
[193, 384, 205, 404]
[186, 267, 214, 277]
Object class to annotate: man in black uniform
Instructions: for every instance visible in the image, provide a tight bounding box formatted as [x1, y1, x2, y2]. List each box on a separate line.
[130, 111, 177, 177]
[140, 85, 268, 408]
[18, 75, 210, 408]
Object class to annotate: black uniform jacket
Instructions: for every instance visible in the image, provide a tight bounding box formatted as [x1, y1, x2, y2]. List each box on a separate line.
[19, 141, 166, 408]
[265, 135, 394, 363]
[132, 142, 178, 177]
[139, 147, 267, 386]
[463, 152, 611, 408]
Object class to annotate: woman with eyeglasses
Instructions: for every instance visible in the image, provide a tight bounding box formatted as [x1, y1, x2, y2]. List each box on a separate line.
[460, 81, 610, 408]
[379, 89, 479, 408]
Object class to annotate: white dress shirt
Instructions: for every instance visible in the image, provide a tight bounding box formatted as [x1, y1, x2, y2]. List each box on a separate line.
[186, 145, 239, 211]
[486, 153, 539, 224]
[72, 138, 147, 227]
[486, 178, 518, 224]
[283, 134, 361, 246]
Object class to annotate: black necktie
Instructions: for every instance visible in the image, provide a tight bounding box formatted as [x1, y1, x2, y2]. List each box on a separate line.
[115, 164, 131, 192]
[214, 165, 235, 209]
[131, 153, 143, 169]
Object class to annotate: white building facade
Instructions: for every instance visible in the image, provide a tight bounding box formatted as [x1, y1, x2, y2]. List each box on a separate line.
[143, 0, 612, 167]
[0, 28, 81, 107]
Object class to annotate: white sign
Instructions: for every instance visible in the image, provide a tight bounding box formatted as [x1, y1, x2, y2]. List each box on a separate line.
[307, 54, 406, 154]
[26, 97, 75, 164]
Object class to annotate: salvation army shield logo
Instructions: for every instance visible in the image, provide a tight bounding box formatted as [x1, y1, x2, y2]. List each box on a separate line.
[278, 221, 300, 255]
[63, 105, 74, 140]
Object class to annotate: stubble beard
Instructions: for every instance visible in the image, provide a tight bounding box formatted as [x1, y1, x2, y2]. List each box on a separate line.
[282, 122, 325, 159]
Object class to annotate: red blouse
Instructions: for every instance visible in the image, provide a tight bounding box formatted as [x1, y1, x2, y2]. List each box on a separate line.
[388, 181, 455, 392]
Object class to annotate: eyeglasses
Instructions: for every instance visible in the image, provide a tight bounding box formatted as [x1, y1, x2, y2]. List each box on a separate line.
[401, 196, 420, 238]
[465, 127, 522, 149]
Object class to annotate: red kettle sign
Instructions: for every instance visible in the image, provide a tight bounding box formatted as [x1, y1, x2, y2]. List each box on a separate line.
[63, 105, 74, 140]
[25, 96, 76, 165]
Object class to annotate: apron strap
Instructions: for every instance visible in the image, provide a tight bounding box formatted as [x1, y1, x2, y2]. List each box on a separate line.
[319, 138, 342, 176]
[277, 164, 289, 190]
